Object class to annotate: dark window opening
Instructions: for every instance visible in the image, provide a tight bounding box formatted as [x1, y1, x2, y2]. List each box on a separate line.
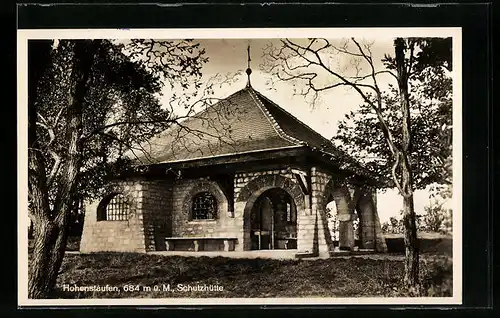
[103, 194, 129, 221]
[192, 192, 217, 220]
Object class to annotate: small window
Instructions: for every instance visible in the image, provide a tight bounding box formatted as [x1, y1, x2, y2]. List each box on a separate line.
[191, 192, 217, 220]
[103, 194, 129, 221]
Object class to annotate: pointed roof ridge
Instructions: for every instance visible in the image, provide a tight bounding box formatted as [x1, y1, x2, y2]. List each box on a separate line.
[250, 87, 333, 146]
[247, 87, 376, 178]
[126, 84, 297, 164]
[247, 86, 345, 156]
[125, 84, 378, 181]
[244, 86, 305, 147]
[149, 86, 252, 140]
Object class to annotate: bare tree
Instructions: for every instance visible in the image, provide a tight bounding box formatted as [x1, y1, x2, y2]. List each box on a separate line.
[263, 37, 451, 290]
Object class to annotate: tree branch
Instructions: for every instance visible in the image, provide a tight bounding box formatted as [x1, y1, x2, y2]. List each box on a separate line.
[271, 38, 408, 193]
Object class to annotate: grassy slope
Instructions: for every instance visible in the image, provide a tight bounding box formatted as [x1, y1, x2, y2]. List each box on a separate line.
[29, 233, 453, 298]
[54, 255, 452, 298]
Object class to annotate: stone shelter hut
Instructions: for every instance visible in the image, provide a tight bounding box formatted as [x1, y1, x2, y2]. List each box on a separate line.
[80, 79, 387, 257]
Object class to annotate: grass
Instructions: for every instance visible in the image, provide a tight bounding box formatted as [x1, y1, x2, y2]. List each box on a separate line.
[30, 233, 453, 299]
[53, 254, 452, 299]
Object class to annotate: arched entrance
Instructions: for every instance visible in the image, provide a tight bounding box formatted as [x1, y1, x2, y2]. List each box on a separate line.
[249, 188, 298, 250]
[237, 174, 305, 251]
[325, 194, 361, 251]
[321, 181, 358, 251]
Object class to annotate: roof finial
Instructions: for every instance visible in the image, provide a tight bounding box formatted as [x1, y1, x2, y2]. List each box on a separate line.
[246, 43, 252, 87]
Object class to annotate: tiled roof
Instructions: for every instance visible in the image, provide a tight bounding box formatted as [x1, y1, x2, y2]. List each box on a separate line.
[128, 87, 295, 164]
[127, 86, 373, 179]
[250, 89, 343, 156]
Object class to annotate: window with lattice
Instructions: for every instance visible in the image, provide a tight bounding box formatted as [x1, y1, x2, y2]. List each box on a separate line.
[191, 192, 217, 220]
[104, 194, 129, 221]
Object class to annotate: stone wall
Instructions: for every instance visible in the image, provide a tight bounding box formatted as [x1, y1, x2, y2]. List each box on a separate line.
[170, 178, 240, 250]
[80, 166, 387, 254]
[80, 179, 172, 253]
[310, 166, 388, 254]
[141, 180, 172, 251]
[80, 180, 145, 252]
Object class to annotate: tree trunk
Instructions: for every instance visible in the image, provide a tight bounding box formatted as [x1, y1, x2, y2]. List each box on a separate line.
[402, 184, 419, 287]
[395, 38, 420, 289]
[28, 214, 69, 298]
[28, 40, 99, 298]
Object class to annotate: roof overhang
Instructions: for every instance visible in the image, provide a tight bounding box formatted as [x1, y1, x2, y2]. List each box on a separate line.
[121, 145, 309, 177]
[118, 145, 387, 188]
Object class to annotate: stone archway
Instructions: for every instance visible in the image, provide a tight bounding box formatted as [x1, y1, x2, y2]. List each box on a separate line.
[235, 174, 305, 251]
[248, 188, 298, 250]
[320, 180, 358, 251]
[320, 179, 387, 252]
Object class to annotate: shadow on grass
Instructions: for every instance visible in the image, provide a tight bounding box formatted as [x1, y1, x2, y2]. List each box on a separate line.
[385, 236, 452, 257]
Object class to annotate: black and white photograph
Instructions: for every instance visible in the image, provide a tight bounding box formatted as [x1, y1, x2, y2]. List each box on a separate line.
[18, 28, 461, 305]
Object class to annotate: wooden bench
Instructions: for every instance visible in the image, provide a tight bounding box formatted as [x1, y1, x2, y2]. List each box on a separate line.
[165, 237, 237, 252]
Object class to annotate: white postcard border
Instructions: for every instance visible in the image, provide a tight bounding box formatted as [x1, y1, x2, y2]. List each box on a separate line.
[17, 27, 462, 307]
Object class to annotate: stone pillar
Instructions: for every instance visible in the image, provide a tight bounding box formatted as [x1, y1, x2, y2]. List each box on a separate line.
[298, 166, 335, 257]
[297, 169, 318, 255]
[234, 200, 248, 251]
[358, 191, 376, 249]
[357, 189, 387, 252]
[295, 193, 313, 253]
[358, 196, 374, 249]
[335, 194, 355, 251]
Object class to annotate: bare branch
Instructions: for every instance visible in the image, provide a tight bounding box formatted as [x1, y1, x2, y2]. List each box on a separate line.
[348, 70, 398, 82]
[351, 38, 384, 110]
[264, 37, 410, 194]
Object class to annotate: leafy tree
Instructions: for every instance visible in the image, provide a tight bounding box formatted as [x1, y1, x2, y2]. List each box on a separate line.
[28, 39, 208, 298]
[390, 216, 400, 232]
[263, 37, 452, 289]
[423, 185, 453, 233]
[381, 221, 390, 234]
[334, 75, 452, 189]
[423, 202, 445, 233]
